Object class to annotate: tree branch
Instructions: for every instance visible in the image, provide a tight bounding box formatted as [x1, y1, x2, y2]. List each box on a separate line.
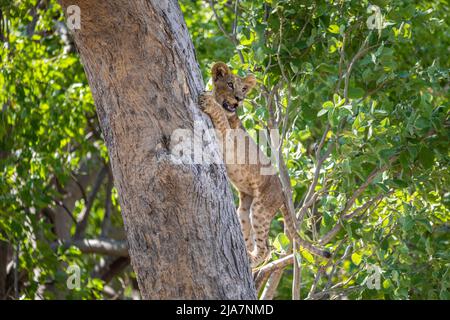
[320, 190, 391, 245]
[100, 256, 131, 283]
[342, 156, 397, 215]
[260, 268, 283, 300]
[254, 254, 293, 292]
[209, 0, 245, 63]
[101, 168, 114, 238]
[74, 165, 108, 239]
[57, 239, 128, 257]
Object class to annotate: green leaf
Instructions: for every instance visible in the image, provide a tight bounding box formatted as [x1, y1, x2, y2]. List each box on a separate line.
[323, 100, 334, 109]
[333, 94, 343, 106]
[299, 248, 314, 264]
[379, 148, 396, 162]
[415, 117, 430, 130]
[290, 62, 299, 73]
[328, 24, 340, 34]
[273, 233, 290, 252]
[402, 216, 415, 232]
[351, 253, 362, 265]
[317, 108, 329, 117]
[348, 87, 365, 99]
[418, 147, 434, 169]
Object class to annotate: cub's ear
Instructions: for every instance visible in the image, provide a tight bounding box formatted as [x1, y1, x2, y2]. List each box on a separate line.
[243, 74, 256, 91]
[211, 62, 230, 81]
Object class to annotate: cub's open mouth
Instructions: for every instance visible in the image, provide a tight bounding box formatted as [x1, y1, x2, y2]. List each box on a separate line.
[222, 101, 238, 113]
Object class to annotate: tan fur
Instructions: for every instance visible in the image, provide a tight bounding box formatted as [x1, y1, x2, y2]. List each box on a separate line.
[199, 62, 330, 267]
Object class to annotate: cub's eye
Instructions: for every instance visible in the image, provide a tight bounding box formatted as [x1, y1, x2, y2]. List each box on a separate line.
[227, 82, 234, 89]
[242, 86, 248, 92]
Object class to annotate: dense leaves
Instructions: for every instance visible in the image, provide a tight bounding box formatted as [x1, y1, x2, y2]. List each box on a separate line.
[0, 0, 448, 299]
[199, 0, 449, 300]
[1, 0, 128, 299]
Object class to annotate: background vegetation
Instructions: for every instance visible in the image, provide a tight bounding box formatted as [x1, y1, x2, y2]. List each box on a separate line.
[0, 0, 448, 299]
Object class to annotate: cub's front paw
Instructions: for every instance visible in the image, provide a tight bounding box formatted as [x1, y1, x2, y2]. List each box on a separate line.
[198, 92, 215, 113]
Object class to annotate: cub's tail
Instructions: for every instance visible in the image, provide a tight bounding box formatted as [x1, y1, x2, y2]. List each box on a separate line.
[280, 205, 331, 258]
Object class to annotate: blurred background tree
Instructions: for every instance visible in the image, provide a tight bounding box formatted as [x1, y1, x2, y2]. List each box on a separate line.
[0, 0, 448, 299]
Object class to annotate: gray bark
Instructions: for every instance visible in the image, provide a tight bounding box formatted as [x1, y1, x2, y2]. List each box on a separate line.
[60, 0, 256, 299]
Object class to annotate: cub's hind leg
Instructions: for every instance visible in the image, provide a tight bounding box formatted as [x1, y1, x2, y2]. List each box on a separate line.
[237, 192, 254, 253]
[249, 197, 278, 267]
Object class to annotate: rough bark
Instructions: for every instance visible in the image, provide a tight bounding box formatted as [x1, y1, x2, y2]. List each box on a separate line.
[60, 0, 256, 299]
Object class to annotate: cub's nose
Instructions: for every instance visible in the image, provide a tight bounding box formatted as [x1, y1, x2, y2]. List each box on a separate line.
[235, 96, 243, 102]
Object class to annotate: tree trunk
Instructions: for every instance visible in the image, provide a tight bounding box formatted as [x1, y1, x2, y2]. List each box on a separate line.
[59, 0, 256, 299]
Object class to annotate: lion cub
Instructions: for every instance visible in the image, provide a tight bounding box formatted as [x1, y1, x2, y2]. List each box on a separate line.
[199, 62, 330, 267]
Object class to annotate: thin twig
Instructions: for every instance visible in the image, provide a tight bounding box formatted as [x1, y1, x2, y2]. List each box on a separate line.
[52, 197, 77, 224]
[335, 32, 347, 93]
[14, 244, 19, 299]
[209, 0, 245, 63]
[74, 165, 108, 239]
[292, 242, 300, 300]
[260, 268, 284, 300]
[101, 168, 114, 238]
[343, 38, 379, 103]
[55, 239, 128, 257]
[70, 171, 88, 203]
[306, 266, 325, 299]
[320, 190, 392, 245]
[232, 0, 239, 37]
[254, 254, 294, 292]
[342, 156, 397, 215]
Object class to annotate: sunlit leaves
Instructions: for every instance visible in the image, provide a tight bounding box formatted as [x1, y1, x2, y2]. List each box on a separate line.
[199, 0, 450, 300]
[0, 0, 114, 299]
[273, 232, 290, 253]
[1, 0, 448, 300]
[351, 252, 362, 266]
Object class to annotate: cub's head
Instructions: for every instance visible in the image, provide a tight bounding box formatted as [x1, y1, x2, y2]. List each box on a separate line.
[211, 62, 256, 115]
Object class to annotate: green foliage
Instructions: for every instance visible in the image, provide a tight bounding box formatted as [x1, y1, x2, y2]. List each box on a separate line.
[0, 0, 129, 299]
[184, 0, 449, 299]
[0, 0, 448, 300]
